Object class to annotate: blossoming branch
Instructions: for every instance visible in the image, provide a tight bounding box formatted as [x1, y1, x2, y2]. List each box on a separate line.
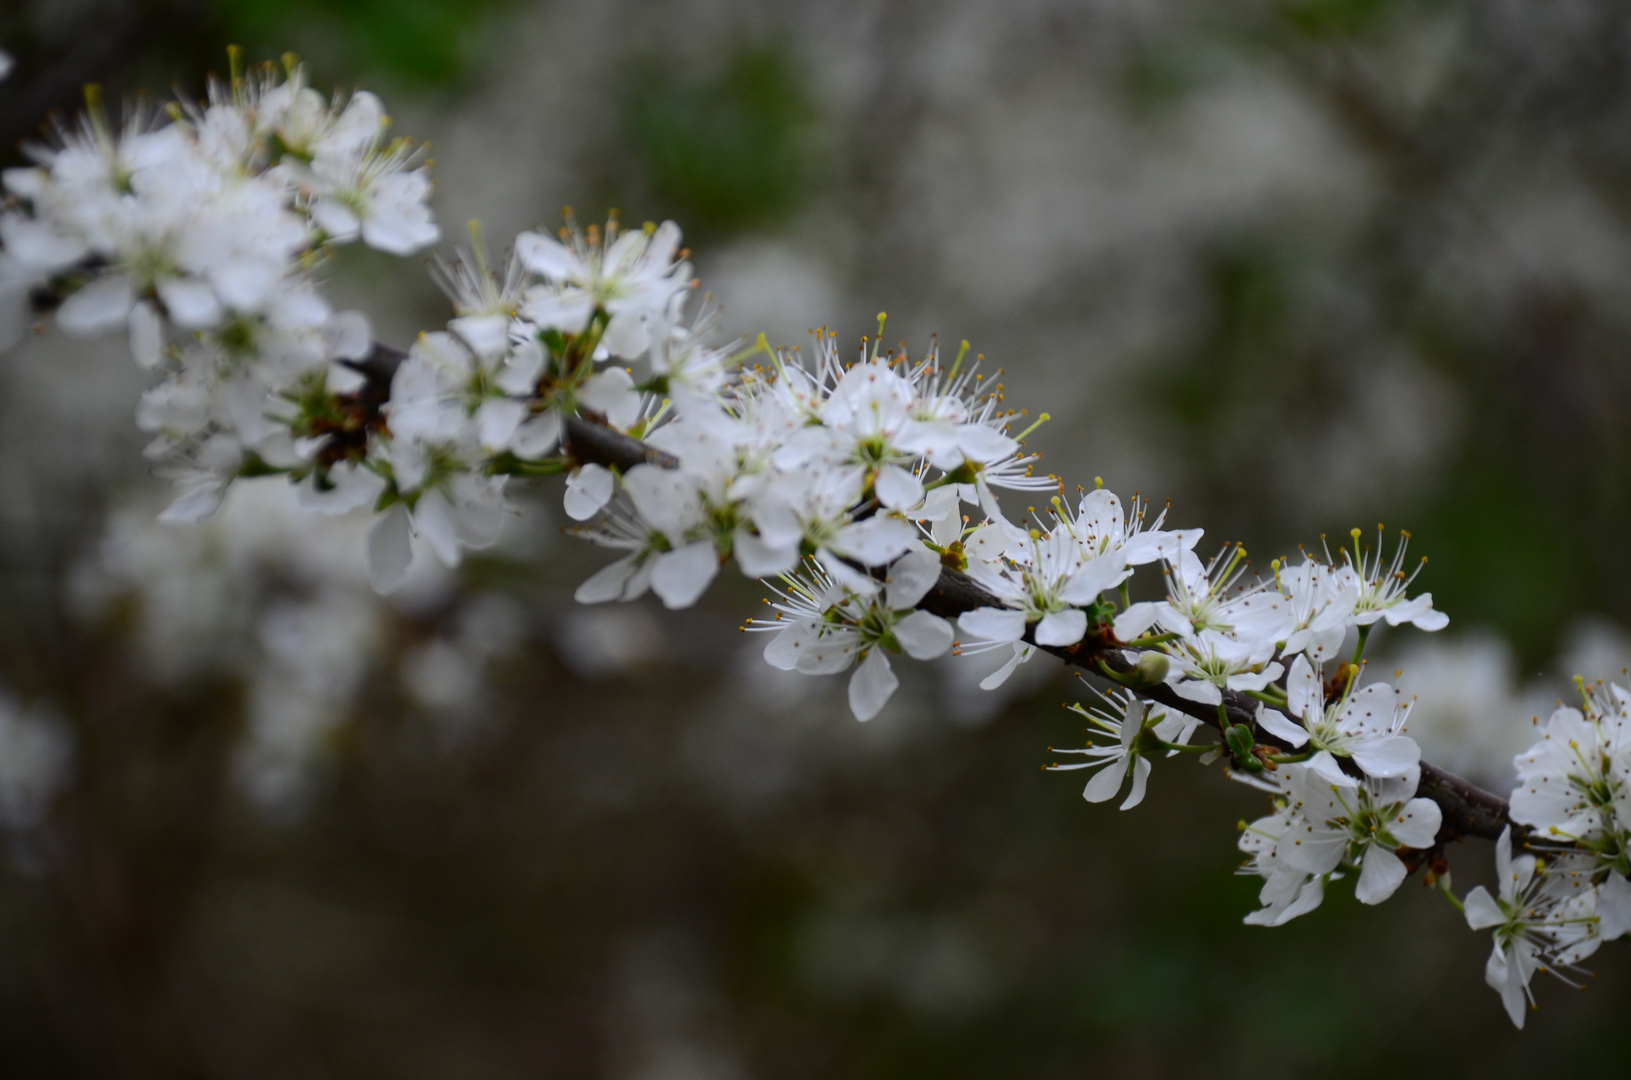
[3, 54, 1629, 1030]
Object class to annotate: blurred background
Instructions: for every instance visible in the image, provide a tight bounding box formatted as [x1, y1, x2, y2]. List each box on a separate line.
[5, 0, 1631, 1075]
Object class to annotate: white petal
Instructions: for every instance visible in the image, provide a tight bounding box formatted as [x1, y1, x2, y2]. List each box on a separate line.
[450, 314, 511, 361]
[128, 300, 163, 369]
[496, 341, 544, 396]
[1034, 609, 1087, 647]
[1355, 846, 1407, 905]
[366, 504, 414, 594]
[964, 521, 1014, 563]
[978, 644, 1033, 690]
[957, 607, 1027, 644]
[1388, 797, 1443, 850]
[1286, 654, 1322, 724]
[848, 650, 899, 722]
[954, 424, 1018, 464]
[511, 410, 563, 459]
[763, 620, 817, 671]
[797, 629, 861, 675]
[733, 532, 799, 578]
[515, 231, 580, 280]
[1487, 944, 1527, 1029]
[601, 310, 650, 359]
[311, 198, 361, 241]
[522, 289, 595, 333]
[575, 555, 640, 604]
[57, 275, 135, 336]
[651, 541, 718, 609]
[1171, 679, 1222, 706]
[579, 367, 639, 420]
[1351, 735, 1420, 779]
[452, 486, 506, 550]
[1082, 758, 1128, 803]
[894, 611, 953, 660]
[413, 489, 463, 567]
[831, 516, 918, 566]
[1112, 602, 1162, 642]
[476, 398, 525, 450]
[1462, 885, 1505, 931]
[1057, 555, 1128, 606]
[208, 258, 282, 311]
[875, 465, 924, 510]
[1120, 756, 1152, 810]
[1254, 706, 1310, 748]
[323, 309, 373, 360]
[884, 544, 943, 610]
[360, 211, 439, 256]
[156, 277, 222, 328]
[158, 480, 227, 523]
[1305, 750, 1355, 789]
[1410, 605, 1449, 631]
[1598, 873, 1631, 940]
[624, 465, 701, 537]
[1272, 877, 1327, 925]
[563, 463, 616, 521]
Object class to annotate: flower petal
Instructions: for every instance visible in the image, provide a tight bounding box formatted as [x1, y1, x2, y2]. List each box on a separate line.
[848, 650, 899, 722]
[1034, 608, 1087, 647]
[875, 465, 924, 510]
[957, 607, 1027, 644]
[1120, 756, 1152, 810]
[57, 275, 135, 337]
[651, 541, 718, 609]
[563, 463, 616, 522]
[1082, 757, 1128, 803]
[1388, 796, 1443, 850]
[1351, 735, 1421, 779]
[884, 544, 943, 610]
[894, 610, 953, 660]
[1355, 846, 1407, 905]
[1254, 705, 1309, 748]
[366, 503, 414, 594]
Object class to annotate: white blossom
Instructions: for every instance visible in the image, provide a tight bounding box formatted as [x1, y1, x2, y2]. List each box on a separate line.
[1048, 691, 1199, 809]
[1238, 797, 1330, 927]
[1509, 686, 1631, 866]
[1278, 766, 1442, 904]
[1464, 828, 1607, 1028]
[1257, 655, 1421, 784]
[1333, 527, 1449, 632]
[517, 217, 691, 356]
[749, 547, 952, 720]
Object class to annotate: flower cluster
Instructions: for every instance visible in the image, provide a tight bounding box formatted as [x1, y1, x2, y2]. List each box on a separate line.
[0, 57, 438, 524]
[11, 54, 1631, 1032]
[1449, 684, 1631, 1026]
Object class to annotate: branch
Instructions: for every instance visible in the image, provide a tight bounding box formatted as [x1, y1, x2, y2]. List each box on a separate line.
[562, 416, 679, 472]
[341, 343, 678, 473]
[325, 350, 1516, 850]
[556, 410, 1516, 849]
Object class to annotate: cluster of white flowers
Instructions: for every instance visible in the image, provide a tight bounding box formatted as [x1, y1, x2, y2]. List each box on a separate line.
[0, 56, 438, 524]
[9, 55, 1631, 1030]
[1451, 683, 1631, 1027]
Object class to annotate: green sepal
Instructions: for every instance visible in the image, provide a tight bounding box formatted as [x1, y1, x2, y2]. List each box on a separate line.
[1225, 724, 1263, 773]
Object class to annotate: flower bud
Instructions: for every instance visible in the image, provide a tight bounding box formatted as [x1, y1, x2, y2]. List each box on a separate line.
[1134, 651, 1169, 685]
